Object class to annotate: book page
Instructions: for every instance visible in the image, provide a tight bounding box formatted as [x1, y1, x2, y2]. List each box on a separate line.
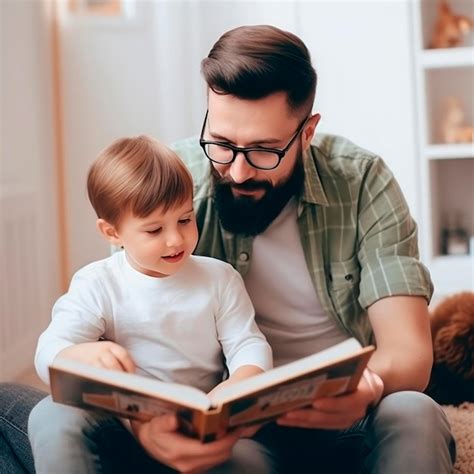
[225, 364, 356, 426]
[50, 358, 212, 411]
[211, 338, 365, 405]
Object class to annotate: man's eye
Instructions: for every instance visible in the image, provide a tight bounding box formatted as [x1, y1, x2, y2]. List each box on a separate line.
[179, 218, 191, 225]
[146, 228, 162, 234]
[216, 144, 231, 151]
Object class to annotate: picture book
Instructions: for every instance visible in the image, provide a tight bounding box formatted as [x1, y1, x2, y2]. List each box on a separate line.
[49, 338, 375, 442]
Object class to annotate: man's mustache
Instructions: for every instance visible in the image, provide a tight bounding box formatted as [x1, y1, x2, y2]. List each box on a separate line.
[218, 179, 272, 193]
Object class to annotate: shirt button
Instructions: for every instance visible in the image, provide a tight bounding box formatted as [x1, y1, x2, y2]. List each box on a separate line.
[239, 252, 249, 262]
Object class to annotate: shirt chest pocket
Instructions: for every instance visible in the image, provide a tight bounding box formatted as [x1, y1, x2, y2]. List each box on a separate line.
[327, 255, 361, 314]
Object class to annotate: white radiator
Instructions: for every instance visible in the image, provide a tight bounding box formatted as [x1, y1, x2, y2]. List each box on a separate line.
[0, 187, 42, 380]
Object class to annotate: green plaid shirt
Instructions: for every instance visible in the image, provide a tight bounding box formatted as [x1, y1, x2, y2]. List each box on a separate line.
[172, 133, 433, 345]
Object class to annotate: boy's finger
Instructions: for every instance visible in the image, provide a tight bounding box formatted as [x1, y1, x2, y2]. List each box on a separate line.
[108, 345, 136, 373]
[99, 351, 125, 372]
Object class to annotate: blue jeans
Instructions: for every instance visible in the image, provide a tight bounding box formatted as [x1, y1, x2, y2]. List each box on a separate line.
[2, 382, 456, 473]
[0, 384, 47, 474]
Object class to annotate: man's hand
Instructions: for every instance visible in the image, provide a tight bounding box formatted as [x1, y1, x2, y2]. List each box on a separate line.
[131, 415, 241, 473]
[56, 341, 135, 373]
[276, 368, 384, 430]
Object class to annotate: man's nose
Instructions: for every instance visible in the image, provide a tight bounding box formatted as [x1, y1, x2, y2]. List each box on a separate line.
[229, 152, 257, 184]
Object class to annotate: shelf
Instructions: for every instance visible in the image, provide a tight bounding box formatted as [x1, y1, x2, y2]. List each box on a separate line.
[421, 47, 474, 69]
[432, 255, 473, 265]
[425, 143, 474, 160]
[415, 1, 474, 296]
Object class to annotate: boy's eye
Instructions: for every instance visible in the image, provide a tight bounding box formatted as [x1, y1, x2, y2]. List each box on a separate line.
[146, 228, 162, 235]
[179, 218, 191, 224]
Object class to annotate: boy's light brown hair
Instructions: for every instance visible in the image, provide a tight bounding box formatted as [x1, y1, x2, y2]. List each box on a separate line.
[87, 136, 193, 226]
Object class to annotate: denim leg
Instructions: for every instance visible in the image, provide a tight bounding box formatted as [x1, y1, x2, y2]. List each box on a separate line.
[0, 383, 47, 474]
[209, 437, 279, 474]
[28, 396, 181, 474]
[364, 391, 456, 474]
[28, 396, 134, 474]
[247, 392, 456, 474]
[252, 422, 366, 473]
[0, 433, 27, 474]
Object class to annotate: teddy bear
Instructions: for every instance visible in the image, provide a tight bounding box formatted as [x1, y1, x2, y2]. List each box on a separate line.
[440, 97, 474, 144]
[429, 0, 473, 49]
[425, 292, 474, 405]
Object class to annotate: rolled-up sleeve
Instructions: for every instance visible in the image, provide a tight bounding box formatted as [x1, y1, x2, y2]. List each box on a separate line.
[357, 157, 433, 309]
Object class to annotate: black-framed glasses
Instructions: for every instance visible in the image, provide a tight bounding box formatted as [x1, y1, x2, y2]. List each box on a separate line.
[199, 110, 309, 170]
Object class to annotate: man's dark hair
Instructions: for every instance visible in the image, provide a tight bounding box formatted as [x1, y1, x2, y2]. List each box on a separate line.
[201, 25, 317, 117]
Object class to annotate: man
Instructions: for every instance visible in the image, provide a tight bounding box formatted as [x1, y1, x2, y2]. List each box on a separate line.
[0, 25, 454, 473]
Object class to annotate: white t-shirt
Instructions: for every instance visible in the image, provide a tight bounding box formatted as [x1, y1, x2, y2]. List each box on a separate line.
[35, 252, 272, 392]
[244, 199, 348, 367]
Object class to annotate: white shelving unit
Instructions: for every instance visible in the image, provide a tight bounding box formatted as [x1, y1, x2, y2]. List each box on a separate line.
[412, 1, 474, 297]
[421, 47, 474, 69]
[425, 143, 474, 160]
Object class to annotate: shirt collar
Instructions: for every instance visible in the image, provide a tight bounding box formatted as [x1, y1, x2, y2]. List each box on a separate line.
[300, 145, 329, 207]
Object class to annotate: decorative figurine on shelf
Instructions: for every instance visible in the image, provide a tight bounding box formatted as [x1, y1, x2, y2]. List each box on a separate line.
[440, 97, 474, 144]
[441, 210, 470, 255]
[429, 0, 473, 49]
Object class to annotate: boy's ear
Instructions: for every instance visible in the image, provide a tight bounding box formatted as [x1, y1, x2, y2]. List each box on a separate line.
[96, 219, 121, 246]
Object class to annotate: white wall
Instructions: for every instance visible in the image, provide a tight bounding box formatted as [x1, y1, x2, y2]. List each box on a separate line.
[1, 0, 60, 379]
[57, 0, 421, 277]
[58, 2, 162, 274]
[297, 1, 420, 221]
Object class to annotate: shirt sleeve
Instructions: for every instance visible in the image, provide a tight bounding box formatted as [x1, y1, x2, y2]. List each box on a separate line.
[215, 269, 273, 375]
[357, 157, 433, 309]
[34, 270, 107, 385]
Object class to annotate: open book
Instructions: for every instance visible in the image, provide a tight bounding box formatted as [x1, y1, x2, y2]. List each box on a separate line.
[49, 338, 374, 442]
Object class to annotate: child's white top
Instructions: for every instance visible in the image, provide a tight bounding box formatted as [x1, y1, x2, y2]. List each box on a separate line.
[35, 252, 272, 392]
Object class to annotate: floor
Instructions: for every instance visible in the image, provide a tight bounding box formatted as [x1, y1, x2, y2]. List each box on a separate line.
[13, 367, 49, 393]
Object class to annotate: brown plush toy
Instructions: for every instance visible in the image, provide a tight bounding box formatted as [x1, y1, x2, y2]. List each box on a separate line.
[426, 292, 474, 405]
[429, 0, 473, 49]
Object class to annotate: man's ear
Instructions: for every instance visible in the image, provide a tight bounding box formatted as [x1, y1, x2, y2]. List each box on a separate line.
[302, 113, 321, 151]
[96, 219, 121, 246]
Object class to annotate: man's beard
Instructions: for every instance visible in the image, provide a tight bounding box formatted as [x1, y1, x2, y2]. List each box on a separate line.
[211, 156, 304, 236]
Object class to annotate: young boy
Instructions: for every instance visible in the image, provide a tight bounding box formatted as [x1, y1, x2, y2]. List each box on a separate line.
[28, 136, 272, 473]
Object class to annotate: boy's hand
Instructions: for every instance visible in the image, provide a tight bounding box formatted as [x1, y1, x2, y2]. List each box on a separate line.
[208, 365, 266, 439]
[56, 341, 135, 373]
[208, 365, 264, 398]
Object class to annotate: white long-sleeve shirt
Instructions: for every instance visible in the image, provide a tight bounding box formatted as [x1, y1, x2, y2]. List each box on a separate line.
[35, 252, 272, 392]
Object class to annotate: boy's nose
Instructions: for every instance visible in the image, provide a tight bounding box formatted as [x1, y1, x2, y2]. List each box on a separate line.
[166, 229, 184, 247]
